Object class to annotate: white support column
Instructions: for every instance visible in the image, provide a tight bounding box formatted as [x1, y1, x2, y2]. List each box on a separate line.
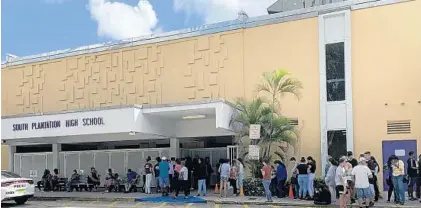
[52, 143, 62, 170]
[318, 9, 352, 176]
[169, 138, 180, 158]
[8, 145, 16, 172]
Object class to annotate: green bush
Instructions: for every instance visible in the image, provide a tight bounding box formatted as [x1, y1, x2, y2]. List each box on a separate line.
[243, 178, 265, 196]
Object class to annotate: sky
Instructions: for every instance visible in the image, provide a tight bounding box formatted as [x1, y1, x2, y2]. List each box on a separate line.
[1, 0, 278, 61]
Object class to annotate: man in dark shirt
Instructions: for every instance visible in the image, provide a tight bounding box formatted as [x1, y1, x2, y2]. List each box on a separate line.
[154, 157, 161, 193]
[364, 151, 379, 202]
[347, 151, 358, 168]
[407, 151, 418, 200]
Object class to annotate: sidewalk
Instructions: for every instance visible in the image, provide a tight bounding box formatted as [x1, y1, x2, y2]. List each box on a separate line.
[33, 190, 421, 207]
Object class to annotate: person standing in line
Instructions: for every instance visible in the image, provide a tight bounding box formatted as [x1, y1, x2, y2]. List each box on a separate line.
[261, 159, 273, 202]
[173, 160, 189, 199]
[307, 156, 316, 199]
[325, 155, 332, 176]
[229, 161, 238, 196]
[364, 152, 379, 202]
[335, 157, 347, 208]
[343, 159, 356, 204]
[169, 157, 175, 193]
[325, 158, 337, 204]
[274, 160, 287, 198]
[371, 156, 380, 201]
[204, 157, 214, 189]
[417, 154, 421, 200]
[352, 158, 373, 208]
[192, 156, 200, 190]
[407, 151, 418, 200]
[236, 158, 245, 194]
[391, 155, 406, 205]
[196, 158, 207, 196]
[385, 155, 397, 203]
[219, 159, 231, 198]
[347, 151, 358, 168]
[154, 157, 161, 193]
[296, 157, 309, 199]
[288, 157, 299, 198]
[159, 156, 170, 196]
[185, 157, 193, 190]
[346, 151, 358, 204]
[144, 157, 153, 194]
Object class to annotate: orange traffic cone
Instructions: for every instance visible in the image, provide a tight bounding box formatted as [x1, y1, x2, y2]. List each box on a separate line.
[214, 183, 219, 194]
[239, 187, 244, 196]
[288, 185, 294, 199]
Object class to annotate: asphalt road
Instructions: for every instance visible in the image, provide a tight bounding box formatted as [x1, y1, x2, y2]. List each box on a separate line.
[1, 200, 312, 208]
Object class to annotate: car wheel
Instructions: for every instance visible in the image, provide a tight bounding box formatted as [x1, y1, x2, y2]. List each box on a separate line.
[14, 197, 28, 205]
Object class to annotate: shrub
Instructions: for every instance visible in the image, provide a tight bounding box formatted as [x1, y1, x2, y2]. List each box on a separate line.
[243, 178, 265, 196]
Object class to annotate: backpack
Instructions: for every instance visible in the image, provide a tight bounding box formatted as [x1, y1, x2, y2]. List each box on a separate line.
[173, 170, 180, 180]
[313, 185, 331, 205]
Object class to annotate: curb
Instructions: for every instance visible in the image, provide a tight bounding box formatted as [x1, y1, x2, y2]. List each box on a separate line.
[31, 196, 421, 208]
[31, 196, 136, 202]
[207, 199, 421, 208]
[206, 199, 335, 207]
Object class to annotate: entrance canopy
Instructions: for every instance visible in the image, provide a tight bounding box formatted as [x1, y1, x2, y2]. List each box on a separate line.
[1, 99, 237, 145]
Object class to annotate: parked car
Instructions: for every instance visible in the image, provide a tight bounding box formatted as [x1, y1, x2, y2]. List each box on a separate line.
[1, 170, 35, 205]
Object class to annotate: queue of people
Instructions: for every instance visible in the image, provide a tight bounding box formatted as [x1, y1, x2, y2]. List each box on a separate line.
[321, 151, 421, 207]
[35, 151, 421, 206]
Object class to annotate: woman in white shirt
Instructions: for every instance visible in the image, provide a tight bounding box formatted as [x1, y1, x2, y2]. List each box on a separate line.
[173, 160, 189, 199]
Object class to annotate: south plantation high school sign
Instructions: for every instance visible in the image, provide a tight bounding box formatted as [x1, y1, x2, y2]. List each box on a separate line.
[12, 117, 105, 132]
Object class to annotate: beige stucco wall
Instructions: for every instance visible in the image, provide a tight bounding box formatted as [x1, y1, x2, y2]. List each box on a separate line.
[243, 18, 321, 167]
[352, 0, 421, 162]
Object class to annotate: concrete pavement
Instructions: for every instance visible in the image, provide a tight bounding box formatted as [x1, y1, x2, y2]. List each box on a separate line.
[1, 200, 314, 208]
[30, 190, 421, 207]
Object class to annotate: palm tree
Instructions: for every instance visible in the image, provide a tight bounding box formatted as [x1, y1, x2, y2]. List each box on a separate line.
[232, 97, 297, 159]
[231, 97, 272, 148]
[256, 69, 302, 106]
[256, 69, 302, 159]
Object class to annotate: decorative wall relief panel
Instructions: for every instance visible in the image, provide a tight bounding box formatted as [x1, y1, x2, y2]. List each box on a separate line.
[2, 31, 242, 116]
[182, 34, 229, 101]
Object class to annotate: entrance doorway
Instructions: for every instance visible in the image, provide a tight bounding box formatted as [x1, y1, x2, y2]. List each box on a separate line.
[382, 140, 417, 191]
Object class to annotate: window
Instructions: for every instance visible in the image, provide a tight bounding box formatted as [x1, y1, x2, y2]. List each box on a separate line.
[327, 130, 347, 160]
[326, 42, 345, 101]
[1, 171, 22, 179]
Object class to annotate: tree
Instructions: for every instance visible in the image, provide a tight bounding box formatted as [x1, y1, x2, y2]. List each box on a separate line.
[256, 68, 302, 159]
[231, 69, 302, 178]
[256, 69, 303, 105]
[232, 98, 297, 159]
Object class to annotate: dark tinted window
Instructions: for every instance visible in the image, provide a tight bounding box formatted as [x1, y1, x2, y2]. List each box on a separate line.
[327, 130, 347, 160]
[326, 42, 345, 101]
[1, 171, 22, 179]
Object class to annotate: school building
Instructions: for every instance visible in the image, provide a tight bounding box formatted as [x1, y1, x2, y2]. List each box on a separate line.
[1, 0, 420, 189]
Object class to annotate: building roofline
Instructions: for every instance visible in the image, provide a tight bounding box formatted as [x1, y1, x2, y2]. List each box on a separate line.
[1, 99, 236, 119]
[1, 0, 410, 68]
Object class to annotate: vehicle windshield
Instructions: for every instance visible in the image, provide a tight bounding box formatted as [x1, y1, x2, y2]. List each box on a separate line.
[1, 171, 22, 179]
